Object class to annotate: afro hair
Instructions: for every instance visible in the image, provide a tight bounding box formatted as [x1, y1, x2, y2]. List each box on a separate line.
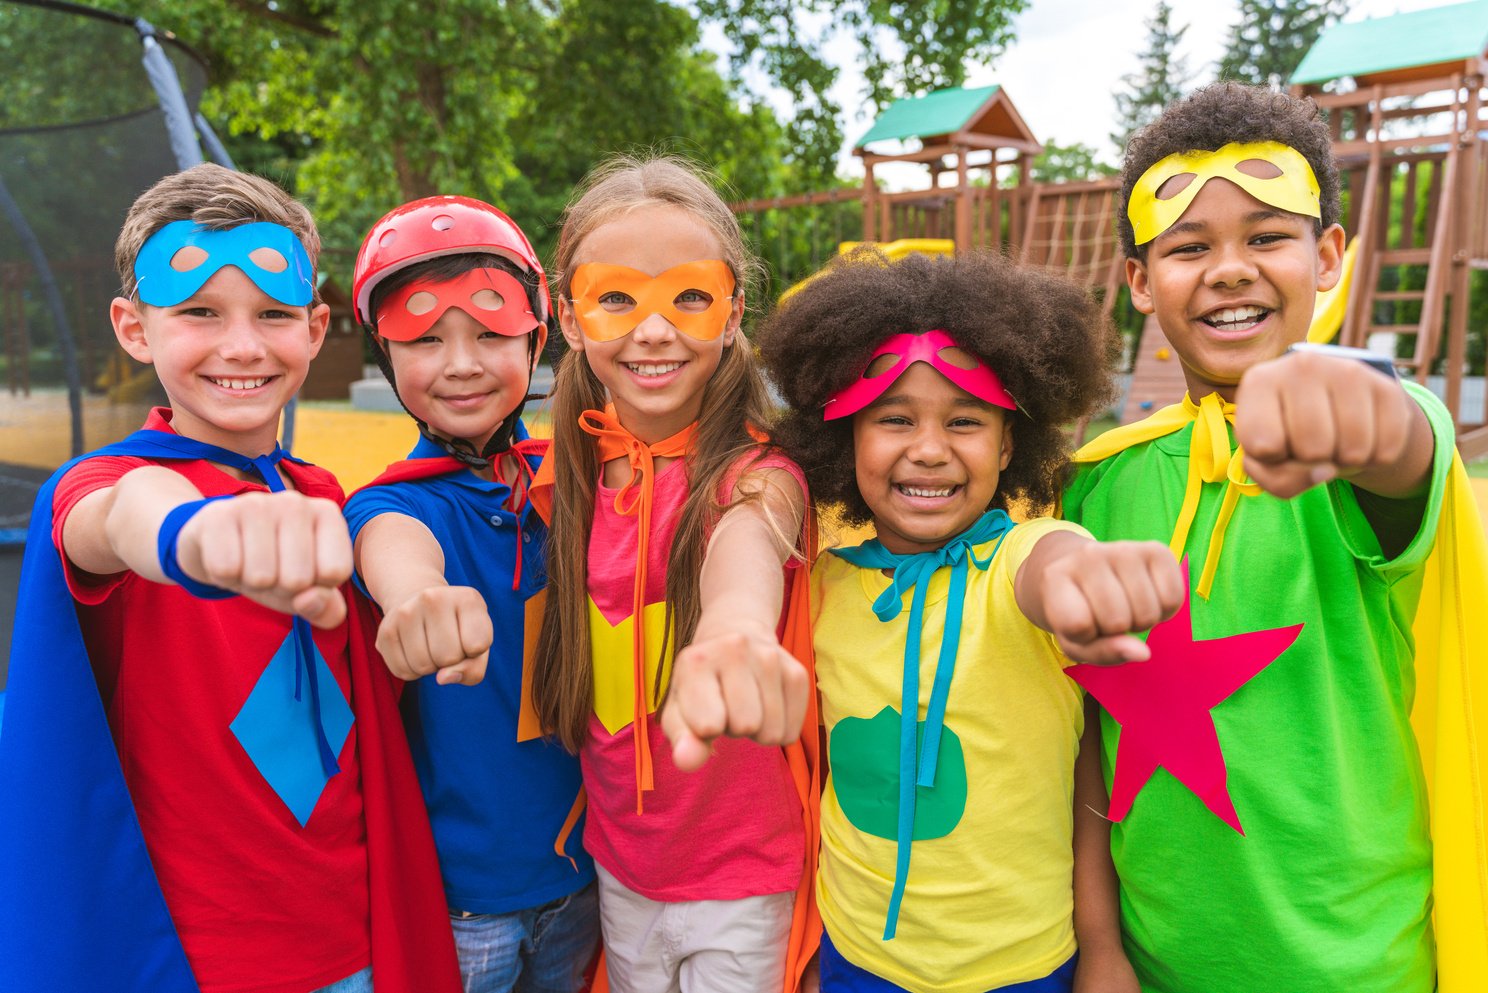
[756, 249, 1121, 525]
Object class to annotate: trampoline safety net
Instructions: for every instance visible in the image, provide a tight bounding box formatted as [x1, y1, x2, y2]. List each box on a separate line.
[1, 0, 210, 475]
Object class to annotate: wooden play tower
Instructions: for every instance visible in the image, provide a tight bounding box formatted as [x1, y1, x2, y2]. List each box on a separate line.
[735, 0, 1488, 454]
[1292, 0, 1488, 457]
[847, 84, 1130, 312]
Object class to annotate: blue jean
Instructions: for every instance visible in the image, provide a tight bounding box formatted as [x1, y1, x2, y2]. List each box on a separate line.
[450, 880, 601, 993]
[313, 965, 372, 993]
[819, 931, 1076, 993]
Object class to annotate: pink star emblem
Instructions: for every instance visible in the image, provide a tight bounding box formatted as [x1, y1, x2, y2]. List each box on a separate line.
[1067, 564, 1302, 834]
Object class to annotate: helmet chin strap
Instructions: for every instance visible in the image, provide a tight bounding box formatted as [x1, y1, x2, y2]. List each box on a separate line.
[362, 322, 548, 470]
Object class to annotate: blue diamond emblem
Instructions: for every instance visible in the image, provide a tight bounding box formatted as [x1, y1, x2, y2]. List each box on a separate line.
[230, 631, 354, 826]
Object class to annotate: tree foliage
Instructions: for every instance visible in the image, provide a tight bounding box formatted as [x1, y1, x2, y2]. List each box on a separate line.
[41, 0, 1028, 260]
[1031, 141, 1117, 184]
[694, 0, 1030, 182]
[1110, 1, 1191, 156]
[63, 0, 792, 260]
[1218, 0, 1349, 88]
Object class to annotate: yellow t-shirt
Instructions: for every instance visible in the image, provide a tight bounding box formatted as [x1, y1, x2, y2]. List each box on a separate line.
[814, 517, 1086, 993]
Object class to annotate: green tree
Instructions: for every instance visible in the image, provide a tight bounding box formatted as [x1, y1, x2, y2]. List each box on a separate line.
[503, 0, 789, 254]
[75, 0, 797, 259]
[1218, 0, 1349, 88]
[1031, 141, 1117, 184]
[1111, 1, 1191, 155]
[694, 0, 1031, 183]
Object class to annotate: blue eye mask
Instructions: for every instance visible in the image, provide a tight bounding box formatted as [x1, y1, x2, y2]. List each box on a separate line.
[134, 220, 315, 307]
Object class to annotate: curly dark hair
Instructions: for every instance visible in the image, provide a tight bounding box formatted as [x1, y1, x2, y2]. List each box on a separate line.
[756, 249, 1121, 525]
[1118, 82, 1341, 260]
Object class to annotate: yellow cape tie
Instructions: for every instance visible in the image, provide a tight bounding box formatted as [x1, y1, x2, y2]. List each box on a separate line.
[1074, 392, 1259, 598]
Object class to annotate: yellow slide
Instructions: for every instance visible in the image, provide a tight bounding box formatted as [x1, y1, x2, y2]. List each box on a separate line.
[1307, 236, 1359, 344]
[779, 239, 956, 304]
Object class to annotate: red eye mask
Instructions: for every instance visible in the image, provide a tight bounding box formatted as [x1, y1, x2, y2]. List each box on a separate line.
[374, 268, 539, 342]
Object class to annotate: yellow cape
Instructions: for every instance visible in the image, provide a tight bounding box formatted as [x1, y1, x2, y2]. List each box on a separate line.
[1073, 406, 1488, 987]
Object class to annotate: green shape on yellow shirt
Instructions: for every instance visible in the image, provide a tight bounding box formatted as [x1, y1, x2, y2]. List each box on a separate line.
[830, 706, 967, 841]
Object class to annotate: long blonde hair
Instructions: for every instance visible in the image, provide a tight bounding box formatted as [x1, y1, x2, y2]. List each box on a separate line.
[533, 155, 774, 752]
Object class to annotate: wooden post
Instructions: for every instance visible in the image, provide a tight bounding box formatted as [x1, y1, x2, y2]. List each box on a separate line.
[1415, 79, 1464, 379]
[1010, 153, 1031, 259]
[1342, 88, 1384, 348]
[862, 158, 877, 242]
[955, 145, 971, 253]
[1444, 78, 1481, 428]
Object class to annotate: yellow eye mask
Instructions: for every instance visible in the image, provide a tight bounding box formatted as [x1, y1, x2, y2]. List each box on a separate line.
[1128, 141, 1321, 245]
[570, 260, 736, 342]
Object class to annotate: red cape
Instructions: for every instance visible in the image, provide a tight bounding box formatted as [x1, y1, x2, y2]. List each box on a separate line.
[347, 594, 464, 993]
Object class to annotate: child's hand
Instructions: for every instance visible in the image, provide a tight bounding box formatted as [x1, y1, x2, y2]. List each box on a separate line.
[661, 626, 809, 771]
[374, 585, 492, 685]
[1021, 534, 1184, 665]
[175, 491, 352, 629]
[1073, 944, 1141, 993]
[1235, 349, 1428, 499]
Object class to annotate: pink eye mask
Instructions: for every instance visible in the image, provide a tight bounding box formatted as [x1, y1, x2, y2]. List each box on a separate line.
[822, 329, 1016, 421]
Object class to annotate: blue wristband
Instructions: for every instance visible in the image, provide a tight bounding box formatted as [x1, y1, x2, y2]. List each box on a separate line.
[157, 496, 237, 600]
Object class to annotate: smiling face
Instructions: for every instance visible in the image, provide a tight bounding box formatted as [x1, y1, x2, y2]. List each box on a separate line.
[557, 204, 742, 443]
[852, 360, 1014, 556]
[111, 265, 329, 455]
[384, 301, 542, 453]
[1126, 177, 1344, 401]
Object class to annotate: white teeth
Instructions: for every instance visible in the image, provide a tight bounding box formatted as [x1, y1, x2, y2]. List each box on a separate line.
[210, 376, 270, 390]
[901, 485, 954, 498]
[1207, 306, 1266, 328]
[626, 362, 683, 377]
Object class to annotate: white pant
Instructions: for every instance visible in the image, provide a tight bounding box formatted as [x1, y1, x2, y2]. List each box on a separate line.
[595, 862, 795, 993]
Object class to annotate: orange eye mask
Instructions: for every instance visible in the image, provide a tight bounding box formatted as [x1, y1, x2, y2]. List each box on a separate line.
[374, 268, 539, 342]
[569, 260, 735, 342]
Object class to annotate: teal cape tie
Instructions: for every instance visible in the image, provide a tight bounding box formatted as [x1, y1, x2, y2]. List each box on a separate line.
[830, 509, 1015, 939]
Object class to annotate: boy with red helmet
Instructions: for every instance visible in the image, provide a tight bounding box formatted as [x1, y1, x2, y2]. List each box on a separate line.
[345, 196, 599, 993]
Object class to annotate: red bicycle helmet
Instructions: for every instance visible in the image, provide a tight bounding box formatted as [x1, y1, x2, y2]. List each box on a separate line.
[352, 195, 551, 327]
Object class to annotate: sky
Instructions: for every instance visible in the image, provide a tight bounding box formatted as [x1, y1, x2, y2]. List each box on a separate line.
[706, 0, 1457, 185]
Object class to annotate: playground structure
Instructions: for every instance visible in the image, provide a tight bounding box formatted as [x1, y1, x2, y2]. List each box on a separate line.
[733, 0, 1488, 458]
[1292, 0, 1488, 458]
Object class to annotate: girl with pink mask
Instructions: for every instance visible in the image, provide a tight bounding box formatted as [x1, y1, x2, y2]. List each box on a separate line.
[669, 248, 1185, 993]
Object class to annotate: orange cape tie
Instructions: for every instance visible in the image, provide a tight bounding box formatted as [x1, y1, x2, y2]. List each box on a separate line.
[579, 405, 698, 813]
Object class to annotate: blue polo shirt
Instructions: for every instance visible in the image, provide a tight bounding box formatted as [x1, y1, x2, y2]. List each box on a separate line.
[344, 430, 592, 914]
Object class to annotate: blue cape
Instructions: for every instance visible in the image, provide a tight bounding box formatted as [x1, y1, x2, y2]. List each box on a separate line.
[0, 431, 233, 991]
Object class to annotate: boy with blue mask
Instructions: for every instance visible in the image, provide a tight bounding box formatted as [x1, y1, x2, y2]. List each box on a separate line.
[0, 164, 461, 993]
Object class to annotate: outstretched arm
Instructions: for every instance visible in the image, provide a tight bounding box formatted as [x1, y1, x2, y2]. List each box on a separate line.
[1016, 529, 1186, 665]
[62, 464, 350, 628]
[354, 511, 492, 686]
[1235, 349, 1434, 555]
[662, 467, 810, 770]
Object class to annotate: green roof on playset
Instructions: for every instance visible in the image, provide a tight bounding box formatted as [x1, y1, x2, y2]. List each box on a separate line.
[854, 84, 1002, 148]
[1292, 0, 1488, 85]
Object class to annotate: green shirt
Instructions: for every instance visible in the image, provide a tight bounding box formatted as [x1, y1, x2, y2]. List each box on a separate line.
[1063, 382, 1454, 993]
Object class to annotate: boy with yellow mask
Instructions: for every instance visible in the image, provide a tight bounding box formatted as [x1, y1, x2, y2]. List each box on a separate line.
[1064, 82, 1487, 992]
